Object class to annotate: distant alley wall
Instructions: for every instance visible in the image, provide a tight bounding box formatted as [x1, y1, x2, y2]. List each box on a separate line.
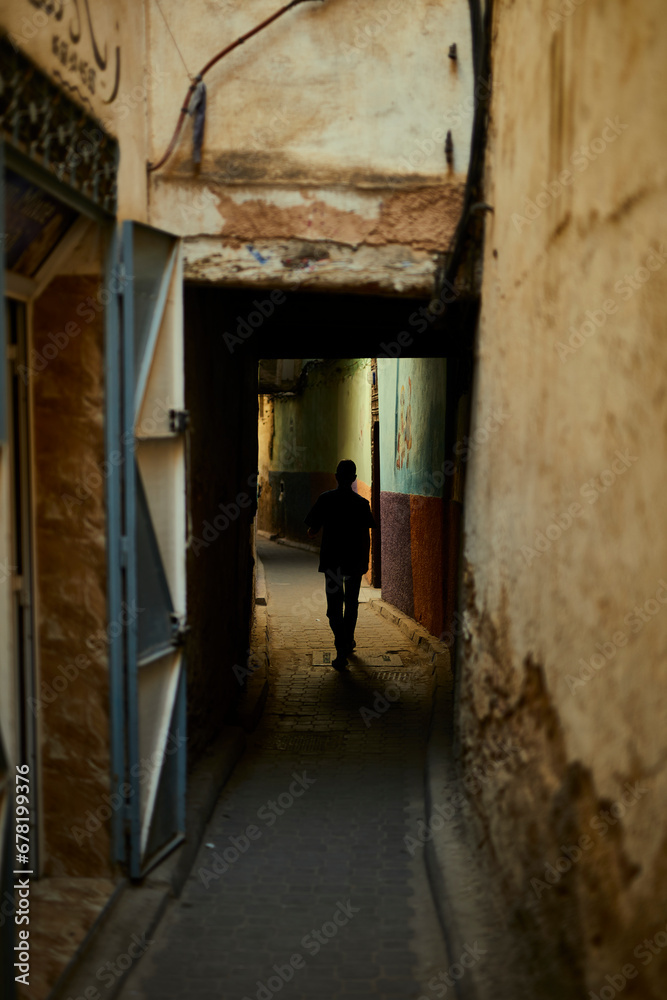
[258, 358, 372, 571]
[378, 357, 447, 637]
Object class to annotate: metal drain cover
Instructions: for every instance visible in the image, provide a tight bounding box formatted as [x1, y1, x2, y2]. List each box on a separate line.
[312, 651, 404, 667]
[369, 670, 413, 686]
[312, 650, 336, 666]
[261, 732, 345, 754]
[364, 654, 403, 667]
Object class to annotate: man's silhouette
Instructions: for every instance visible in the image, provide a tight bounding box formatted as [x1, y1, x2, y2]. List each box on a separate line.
[305, 460, 377, 670]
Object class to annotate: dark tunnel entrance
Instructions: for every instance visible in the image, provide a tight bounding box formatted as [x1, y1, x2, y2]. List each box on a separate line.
[182, 284, 476, 755]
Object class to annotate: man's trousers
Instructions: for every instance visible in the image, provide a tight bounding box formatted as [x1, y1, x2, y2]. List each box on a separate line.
[323, 568, 362, 654]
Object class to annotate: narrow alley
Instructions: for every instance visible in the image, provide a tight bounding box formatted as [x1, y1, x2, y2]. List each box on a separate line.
[2, 2, 667, 998]
[118, 538, 446, 1000]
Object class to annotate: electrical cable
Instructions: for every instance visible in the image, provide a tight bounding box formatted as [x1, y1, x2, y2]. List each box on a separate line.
[154, 0, 193, 81]
[432, 0, 494, 312]
[148, 0, 324, 173]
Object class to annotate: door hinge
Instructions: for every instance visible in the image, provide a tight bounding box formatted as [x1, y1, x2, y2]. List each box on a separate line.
[169, 409, 189, 434]
[123, 815, 133, 850]
[170, 613, 190, 647]
[12, 574, 30, 606]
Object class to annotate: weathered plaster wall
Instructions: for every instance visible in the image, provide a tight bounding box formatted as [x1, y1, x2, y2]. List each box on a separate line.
[162, 184, 464, 257]
[32, 275, 112, 877]
[0, 0, 150, 222]
[258, 357, 372, 558]
[183, 237, 438, 297]
[459, 1, 667, 994]
[257, 393, 276, 532]
[378, 356, 446, 636]
[148, 0, 473, 181]
[146, 0, 474, 287]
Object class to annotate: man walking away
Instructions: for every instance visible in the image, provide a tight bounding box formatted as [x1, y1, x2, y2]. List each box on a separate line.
[305, 459, 377, 670]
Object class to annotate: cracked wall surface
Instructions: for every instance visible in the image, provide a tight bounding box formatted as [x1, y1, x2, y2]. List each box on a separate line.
[146, 0, 474, 285]
[457, 1, 667, 995]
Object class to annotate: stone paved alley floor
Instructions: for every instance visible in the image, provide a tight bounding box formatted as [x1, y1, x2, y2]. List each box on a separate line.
[119, 538, 448, 1000]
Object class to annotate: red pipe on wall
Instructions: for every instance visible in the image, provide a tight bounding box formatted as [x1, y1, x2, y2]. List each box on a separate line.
[148, 0, 324, 173]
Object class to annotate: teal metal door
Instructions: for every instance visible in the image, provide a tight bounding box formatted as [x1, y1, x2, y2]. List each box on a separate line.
[120, 221, 187, 878]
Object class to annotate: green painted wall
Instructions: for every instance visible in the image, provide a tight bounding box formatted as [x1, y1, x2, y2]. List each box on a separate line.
[269, 358, 371, 482]
[378, 357, 447, 497]
[337, 359, 372, 486]
[259, 358, 373, 543]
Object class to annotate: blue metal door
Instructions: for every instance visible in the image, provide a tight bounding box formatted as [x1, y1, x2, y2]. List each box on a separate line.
[120, 221, 187, 878]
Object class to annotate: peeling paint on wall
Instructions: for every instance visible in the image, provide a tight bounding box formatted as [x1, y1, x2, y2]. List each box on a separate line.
[151, 180, 465, 253]
[396, 377, 412, 470]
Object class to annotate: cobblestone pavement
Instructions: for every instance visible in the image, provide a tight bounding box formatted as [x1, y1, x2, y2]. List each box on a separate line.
[120, 539, 448, 1000]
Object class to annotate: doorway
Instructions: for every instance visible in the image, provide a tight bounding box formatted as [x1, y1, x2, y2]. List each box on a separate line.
[5, 296, 38, 868]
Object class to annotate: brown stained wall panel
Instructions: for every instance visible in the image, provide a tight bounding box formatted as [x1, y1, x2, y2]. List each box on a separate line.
[409, 494, 444, 637]
[32, 275, 112, 877]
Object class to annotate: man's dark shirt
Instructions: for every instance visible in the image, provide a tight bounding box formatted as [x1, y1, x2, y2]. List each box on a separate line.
[305, 487, 377, 575]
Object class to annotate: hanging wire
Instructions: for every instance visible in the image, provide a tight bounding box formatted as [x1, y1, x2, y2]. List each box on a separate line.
[154, 0, 193, 81]
[148, 0, 325, 173]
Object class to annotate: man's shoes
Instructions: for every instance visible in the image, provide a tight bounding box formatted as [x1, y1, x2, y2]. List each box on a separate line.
[345, 640, 357, 657]
[332, 654, 348, 671]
